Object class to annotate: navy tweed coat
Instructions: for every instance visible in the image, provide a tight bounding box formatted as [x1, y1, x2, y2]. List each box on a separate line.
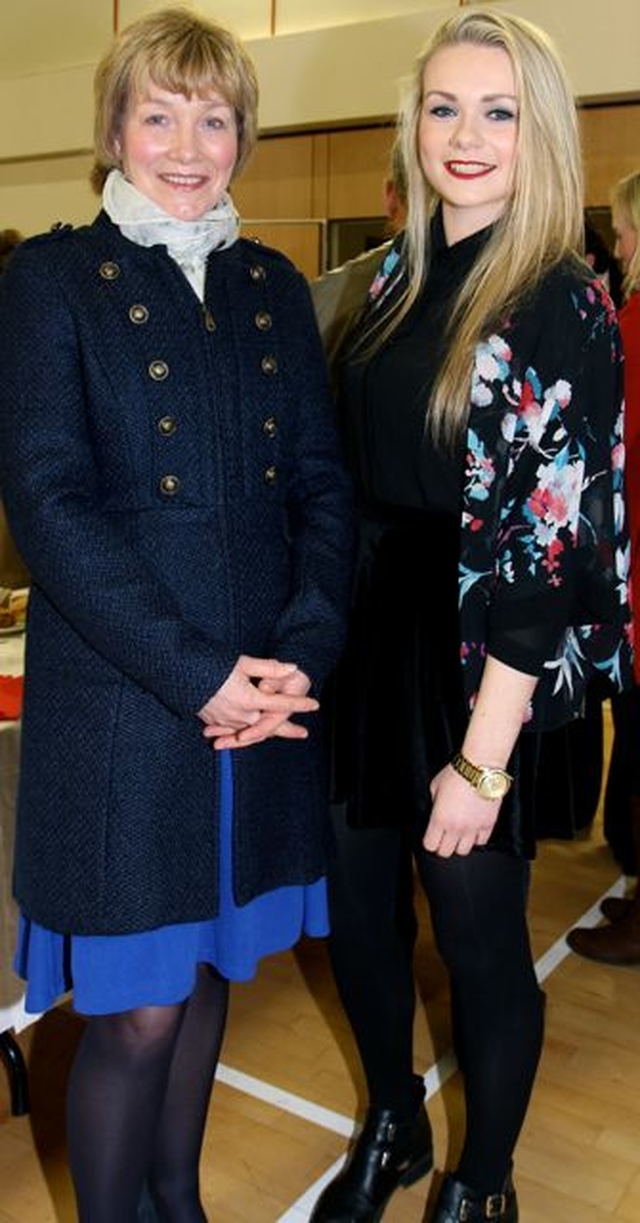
[0, 212, 353, 935]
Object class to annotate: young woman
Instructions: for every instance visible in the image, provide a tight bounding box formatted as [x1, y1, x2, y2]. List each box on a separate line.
[312, 11, 632, 1223]
[0, 9, 352, 1221]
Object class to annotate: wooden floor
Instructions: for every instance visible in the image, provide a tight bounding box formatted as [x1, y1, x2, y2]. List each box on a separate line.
[2, 729, 640, 1221]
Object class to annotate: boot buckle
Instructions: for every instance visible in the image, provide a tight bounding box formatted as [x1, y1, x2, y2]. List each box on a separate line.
[459, 1192, 506, 1221]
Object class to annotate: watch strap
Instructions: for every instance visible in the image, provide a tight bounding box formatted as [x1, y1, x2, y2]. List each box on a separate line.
[451, 751, 513, 793]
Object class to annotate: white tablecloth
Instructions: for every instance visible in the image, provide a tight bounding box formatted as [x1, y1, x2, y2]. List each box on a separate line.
[0, 632, 33, 1031]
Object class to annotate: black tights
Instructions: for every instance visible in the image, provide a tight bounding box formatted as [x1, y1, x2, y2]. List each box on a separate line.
[67, 964, 229, 1223]
[327, 812, 544, 1193]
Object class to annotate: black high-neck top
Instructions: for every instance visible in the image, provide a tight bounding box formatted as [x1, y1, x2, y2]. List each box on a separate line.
[342, 213, 492, 517]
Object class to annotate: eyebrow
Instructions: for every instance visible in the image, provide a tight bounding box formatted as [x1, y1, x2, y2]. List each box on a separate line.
[138, 95, 233, 109]
[424, 89, 518, 103]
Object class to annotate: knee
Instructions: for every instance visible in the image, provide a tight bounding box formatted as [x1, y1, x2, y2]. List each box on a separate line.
[100, 1004, 183, 1059]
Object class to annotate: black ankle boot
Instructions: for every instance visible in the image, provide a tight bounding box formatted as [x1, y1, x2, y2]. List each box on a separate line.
[310, 1077, 433, 1222]
[429, 1172, 518, 1222]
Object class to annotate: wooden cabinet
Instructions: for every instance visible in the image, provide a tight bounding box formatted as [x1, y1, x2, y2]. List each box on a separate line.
[233, 125, 396, 223]
[326, 127, 396, 218]
[233, 134, 317, 219]
[240, 220, 325, 279]
[579, 104, 640, 205]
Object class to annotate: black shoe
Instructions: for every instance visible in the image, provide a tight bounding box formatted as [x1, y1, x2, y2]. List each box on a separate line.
[600, 895, 633, 922]
[310, 1077, 433, 1222]
[429, 1172, 518, 1222]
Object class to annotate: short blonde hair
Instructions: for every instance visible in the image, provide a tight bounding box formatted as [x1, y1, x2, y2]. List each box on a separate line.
[92, 6, 258, 193]
[612, 171, 640, 298]
[377, 9, 584, 444]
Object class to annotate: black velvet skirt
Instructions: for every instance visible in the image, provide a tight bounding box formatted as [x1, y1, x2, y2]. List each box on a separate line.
[329, 502, 536, 858]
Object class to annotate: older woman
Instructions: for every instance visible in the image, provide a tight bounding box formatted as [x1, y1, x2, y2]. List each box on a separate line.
[0, 9, 352, 1221]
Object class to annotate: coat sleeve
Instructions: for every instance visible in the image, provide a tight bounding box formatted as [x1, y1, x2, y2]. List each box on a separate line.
[478, 273, 629, 682]
[264, 270, 355, 688]
[0, 240, 237, 716]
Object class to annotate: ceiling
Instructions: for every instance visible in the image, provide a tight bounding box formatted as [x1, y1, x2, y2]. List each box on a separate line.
[0, 1, 436, 78]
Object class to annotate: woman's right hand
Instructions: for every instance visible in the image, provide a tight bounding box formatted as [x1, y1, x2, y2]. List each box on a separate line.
[198, 655, 318, 742]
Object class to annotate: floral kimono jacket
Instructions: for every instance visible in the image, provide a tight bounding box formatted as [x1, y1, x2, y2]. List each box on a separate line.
[368, 238, 633, 733]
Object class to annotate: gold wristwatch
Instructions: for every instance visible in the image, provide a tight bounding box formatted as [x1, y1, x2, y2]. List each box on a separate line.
[451, 751, 513, 800]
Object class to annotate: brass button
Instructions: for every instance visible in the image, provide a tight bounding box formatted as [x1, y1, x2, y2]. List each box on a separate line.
[263, 416, 277, 437]
[255, 311, 272, 331]
[203, 308, 216, 332]
[250, 264, 266, 282]
[129, 304, 149, 324]
[158, 416, 177, 436]
[149, 360, 169, 381]
[159, 475, 180, 496]
[264, 465, 277, 485]
[261, 355, 278, 375]
[99, 261, 120, 280]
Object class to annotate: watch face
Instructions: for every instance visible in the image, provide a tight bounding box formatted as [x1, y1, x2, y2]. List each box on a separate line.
[477, 771, 510, 800]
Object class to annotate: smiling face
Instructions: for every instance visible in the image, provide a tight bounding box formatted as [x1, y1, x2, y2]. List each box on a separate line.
[418, 42, 519, 244]
[116, 83, 238, 220]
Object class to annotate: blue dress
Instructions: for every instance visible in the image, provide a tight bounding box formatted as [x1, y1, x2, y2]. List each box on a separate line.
[15, 751, 329, 1016]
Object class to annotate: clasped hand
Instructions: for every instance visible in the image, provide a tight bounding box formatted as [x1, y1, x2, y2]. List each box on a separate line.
[198, 654, 317, 750]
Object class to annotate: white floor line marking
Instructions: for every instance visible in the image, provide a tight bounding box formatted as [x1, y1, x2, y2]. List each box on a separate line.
[215, 1063, 354, 1137]
[534, 874, 627, 984]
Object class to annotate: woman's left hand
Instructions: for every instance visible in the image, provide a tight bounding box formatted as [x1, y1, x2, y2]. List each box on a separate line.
[423, 763, 502, 857]
[422, 656, 538, 856]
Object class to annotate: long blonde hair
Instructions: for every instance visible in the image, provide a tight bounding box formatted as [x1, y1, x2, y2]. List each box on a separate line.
[612, 171, 640, 300]
[92, 6, 258, 193]
[376, 9, 585, 446]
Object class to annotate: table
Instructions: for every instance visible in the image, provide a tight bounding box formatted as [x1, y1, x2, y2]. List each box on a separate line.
[0, 630, 30, 1113]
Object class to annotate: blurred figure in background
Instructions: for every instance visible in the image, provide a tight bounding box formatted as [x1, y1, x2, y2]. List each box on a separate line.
[0, 229, 29, 591]
[311, 138, 408, 373]
[0, 228, 23, 274]
[568, 170, 640, 965]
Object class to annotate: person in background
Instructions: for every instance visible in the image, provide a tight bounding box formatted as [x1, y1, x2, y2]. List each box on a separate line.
[0, 229, 30, 591]
[310, 11, 632, 1223]
[0, 9, 352, 1222]
[0, 228, 23, 274]
[568, 169, 640, 965]
[311, 138, 408, 374]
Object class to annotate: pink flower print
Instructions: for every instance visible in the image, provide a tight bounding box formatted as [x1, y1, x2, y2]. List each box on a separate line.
[525, 458, 583, 578]
[612, 441, 625, 472]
